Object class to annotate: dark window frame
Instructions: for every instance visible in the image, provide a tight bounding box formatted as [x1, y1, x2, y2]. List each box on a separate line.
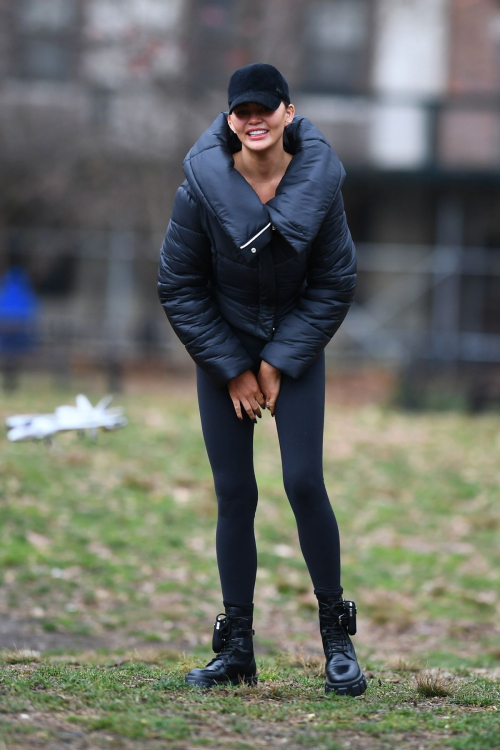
[10, 0, 82, 82]
[299, 0, 374, 96]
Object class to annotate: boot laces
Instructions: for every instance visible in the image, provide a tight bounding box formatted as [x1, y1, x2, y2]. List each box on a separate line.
[321, 618, 349, 655]
[319, 601, 350, 656]
[207, 635, 240, 666]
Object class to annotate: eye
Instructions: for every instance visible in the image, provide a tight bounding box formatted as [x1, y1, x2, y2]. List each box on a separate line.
[233, 105, 272, 117]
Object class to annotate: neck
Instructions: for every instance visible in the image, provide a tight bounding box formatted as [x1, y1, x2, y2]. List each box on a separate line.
[235, 141, 291, 183]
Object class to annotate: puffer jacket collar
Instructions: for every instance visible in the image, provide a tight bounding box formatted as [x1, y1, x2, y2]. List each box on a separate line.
[183, 112, 345, 255]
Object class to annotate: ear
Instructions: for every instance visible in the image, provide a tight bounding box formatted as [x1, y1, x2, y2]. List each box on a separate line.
[227, 115, 235, 133]
[284, 103, 295, 126]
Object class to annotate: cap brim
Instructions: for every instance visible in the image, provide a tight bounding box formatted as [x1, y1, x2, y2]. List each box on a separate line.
[228, 91, 285, 113]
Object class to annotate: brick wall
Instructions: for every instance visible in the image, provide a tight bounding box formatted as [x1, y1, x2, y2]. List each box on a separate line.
[448, 0, 500, 94]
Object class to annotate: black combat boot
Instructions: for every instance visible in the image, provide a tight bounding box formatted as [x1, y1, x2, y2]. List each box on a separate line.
[185, 604, 258, 689]
[316, 593, 367, 696]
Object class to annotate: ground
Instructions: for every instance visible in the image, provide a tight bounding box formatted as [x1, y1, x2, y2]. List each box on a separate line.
[0, 372, 499, 749]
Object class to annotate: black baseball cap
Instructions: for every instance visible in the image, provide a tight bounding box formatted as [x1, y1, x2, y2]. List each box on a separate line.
[228, 63, 290, 113]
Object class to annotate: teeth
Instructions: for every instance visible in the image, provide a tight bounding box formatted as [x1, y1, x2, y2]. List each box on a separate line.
[249, 130, 267, 135]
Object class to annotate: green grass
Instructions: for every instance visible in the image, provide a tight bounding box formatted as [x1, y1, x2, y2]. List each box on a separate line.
[0, 652, 498, 749]
[0, 373, 499, 748]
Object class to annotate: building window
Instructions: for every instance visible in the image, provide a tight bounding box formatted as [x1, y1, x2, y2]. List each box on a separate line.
[302, 0, 370, 93]
[188, 0, 257, 91]
[13, 0, 79, 81]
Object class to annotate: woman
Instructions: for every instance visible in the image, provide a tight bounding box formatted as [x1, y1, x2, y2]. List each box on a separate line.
[158, 63, 366, 696]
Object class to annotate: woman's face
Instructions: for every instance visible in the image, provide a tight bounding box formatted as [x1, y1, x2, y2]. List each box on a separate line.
[227, 101, 294, 153]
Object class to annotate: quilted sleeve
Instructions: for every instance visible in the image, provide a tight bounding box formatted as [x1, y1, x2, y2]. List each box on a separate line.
[158, 184, 254, 386]
[259, 187, 356, 378]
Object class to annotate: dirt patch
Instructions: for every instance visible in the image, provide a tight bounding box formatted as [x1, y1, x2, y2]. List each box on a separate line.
[0, 618, 115, 653]
[0, 712, 481, 750]
[3, 609, 500, 672]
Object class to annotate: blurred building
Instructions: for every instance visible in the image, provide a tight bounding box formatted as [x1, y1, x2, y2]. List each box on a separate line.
[0, 0, 499, 390]
[0, 0, 188, 374]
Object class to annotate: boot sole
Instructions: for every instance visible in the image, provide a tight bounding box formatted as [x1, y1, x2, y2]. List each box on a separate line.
[185, 673, 258, 689]
[325, 673, 367, 697]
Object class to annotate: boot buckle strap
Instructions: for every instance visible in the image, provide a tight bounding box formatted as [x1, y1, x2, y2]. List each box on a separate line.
[234, 628, 254, 638]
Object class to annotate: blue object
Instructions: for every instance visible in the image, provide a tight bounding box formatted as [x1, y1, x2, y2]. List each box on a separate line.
[0, 266, 39, 353]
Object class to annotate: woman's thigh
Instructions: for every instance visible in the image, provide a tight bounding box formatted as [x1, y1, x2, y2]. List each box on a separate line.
[274, 351, 326, 483]
[195, 365, 256, 490]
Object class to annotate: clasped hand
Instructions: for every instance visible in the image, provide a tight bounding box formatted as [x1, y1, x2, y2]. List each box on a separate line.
[227, 361, 281, 422]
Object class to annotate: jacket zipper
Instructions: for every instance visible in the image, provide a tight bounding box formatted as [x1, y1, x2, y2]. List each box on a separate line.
[240, 223, 272, 249]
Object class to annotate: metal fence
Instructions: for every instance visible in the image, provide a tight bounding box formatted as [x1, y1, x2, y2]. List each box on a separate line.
[346, 242, 500, 364]
[1, 226, 500, 372]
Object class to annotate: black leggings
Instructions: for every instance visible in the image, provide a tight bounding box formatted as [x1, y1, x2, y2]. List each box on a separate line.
[195, 328, 343, 607]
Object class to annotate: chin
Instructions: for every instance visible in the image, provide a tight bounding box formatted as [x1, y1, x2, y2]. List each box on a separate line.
[244, 138, 275, 152]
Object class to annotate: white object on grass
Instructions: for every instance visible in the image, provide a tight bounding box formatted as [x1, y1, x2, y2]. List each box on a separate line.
[5, 394, 127, 442]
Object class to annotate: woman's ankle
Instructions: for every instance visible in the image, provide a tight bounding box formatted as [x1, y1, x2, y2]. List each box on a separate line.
[223, 599, 254, 617]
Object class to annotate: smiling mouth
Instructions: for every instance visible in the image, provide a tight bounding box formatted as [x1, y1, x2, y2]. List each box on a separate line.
[247, 129, 269, 137]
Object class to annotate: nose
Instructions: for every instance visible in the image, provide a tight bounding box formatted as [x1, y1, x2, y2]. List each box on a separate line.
[248, 111, 263, 123]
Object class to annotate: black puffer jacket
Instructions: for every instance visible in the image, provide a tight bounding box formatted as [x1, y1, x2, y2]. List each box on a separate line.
[158, 112, 356, 386]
